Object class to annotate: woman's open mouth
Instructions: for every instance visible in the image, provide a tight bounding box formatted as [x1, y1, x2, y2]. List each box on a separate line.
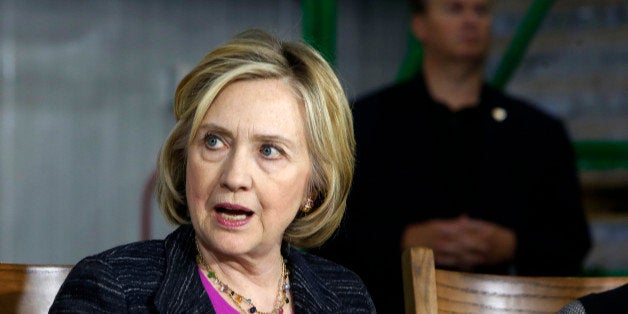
[215, 207, 253, 228]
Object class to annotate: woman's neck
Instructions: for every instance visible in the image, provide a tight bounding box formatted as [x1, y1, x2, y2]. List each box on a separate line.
[197, 241, 290, 313]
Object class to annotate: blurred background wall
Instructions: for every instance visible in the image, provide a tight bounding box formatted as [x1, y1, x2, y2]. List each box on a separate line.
[1, 0, 627, 274]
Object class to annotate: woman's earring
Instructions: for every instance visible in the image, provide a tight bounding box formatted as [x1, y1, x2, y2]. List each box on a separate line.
[302, 198, 314, 213]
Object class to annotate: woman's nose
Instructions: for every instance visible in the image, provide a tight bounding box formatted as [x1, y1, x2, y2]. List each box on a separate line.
[219, 148, 253, 191]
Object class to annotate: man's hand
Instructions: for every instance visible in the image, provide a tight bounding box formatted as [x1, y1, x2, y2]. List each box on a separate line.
[401, 215, 516, 271]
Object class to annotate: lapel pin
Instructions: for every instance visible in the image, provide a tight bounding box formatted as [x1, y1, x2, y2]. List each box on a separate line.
[492, 107, 507, 122]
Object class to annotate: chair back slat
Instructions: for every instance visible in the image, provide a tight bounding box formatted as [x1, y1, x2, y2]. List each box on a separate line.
[402, 247, 628, 314]
[0, 263, 72, 314]
[402, 246, 438, 314]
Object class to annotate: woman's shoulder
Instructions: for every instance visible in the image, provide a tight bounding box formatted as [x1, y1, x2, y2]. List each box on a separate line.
[88, 239, 165, 262]
[51, 226, 200, 312]
[70, 239, 167, 279]
[50, 239, 168, 312]
[75, 225, 192, 270]
[67, 225, 194, 281]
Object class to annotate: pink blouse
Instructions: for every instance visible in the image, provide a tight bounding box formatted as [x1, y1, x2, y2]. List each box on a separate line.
[198, 267, 240, 314]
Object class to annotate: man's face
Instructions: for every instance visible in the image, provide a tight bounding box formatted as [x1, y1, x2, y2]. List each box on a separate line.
[413, 0, 493, 62]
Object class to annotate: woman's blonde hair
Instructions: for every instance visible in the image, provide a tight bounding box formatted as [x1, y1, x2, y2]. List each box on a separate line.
[156, 29, 355, 248]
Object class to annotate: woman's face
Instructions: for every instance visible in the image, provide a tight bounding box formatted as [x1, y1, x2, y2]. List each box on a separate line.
[186, 78, 311, 258]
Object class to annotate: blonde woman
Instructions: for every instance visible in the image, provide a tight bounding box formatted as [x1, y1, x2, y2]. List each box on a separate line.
[51, 29, 375, 314]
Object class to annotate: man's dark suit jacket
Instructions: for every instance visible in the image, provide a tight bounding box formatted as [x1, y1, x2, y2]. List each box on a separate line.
[313, 73, 591, 313]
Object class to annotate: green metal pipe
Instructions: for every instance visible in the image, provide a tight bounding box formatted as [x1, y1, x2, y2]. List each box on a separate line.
[301, 0, 337, 66]
[396, 31, 423, 82]
[490, 0, 557, 88]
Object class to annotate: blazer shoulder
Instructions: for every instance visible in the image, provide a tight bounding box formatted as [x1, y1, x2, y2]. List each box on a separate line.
[70, 239, 167, 278]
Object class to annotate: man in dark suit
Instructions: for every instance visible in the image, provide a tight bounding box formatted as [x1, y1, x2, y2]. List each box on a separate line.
[314, 0, 591, 312]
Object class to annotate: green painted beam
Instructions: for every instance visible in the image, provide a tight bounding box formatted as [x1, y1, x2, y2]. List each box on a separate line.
[575, 141, 628, 170]
[490, 0, 556, 88]
[301, 0, 337, 66]
[396, 30, 423, 82]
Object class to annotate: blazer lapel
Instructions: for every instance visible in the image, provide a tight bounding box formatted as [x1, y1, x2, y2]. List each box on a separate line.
[154, 225, 215, 313]
[285, 245, 343, 313]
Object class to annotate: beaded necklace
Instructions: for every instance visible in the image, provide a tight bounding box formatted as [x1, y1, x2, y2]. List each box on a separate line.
[195, 239, 291, 314]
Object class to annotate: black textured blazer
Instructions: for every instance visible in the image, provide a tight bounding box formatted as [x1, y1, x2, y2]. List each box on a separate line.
[50, 225, 376, 313]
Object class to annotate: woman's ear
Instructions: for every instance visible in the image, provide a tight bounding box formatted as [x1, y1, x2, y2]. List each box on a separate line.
[301, 197, 314, 213]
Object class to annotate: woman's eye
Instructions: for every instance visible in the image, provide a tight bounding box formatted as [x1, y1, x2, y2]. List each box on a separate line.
[260, 144, 281, 158]
[204, 134, 224, 149]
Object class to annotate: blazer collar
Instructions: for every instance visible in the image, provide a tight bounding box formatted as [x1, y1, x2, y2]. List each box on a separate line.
[284, 245, 344, 313]
[154, 225, 215, 313]
[153, 226, 344, 313]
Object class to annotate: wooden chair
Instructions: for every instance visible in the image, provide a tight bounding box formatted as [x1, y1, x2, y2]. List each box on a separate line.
[0, 263, 72, 314]
[402, 246, 628, 314]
